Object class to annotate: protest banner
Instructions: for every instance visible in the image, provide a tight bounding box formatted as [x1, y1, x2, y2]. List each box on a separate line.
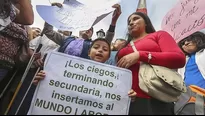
[161, 0, 205, 42]
[28, 51, 132, 115]
[36, 0, 116, 31]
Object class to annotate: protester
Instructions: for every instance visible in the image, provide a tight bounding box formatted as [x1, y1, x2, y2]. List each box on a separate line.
[0, 0, 34, 114]
[33, 38, 136, 102]
[0, 0, 33, 30]
[26, 26, 34, 41]
[116, 12, 186, 115]
[96, 29, 106, 38]
[112, 38, 127, 51]
[0, 0, 34, 82]
[178, 31, 205, 89]
[106, 38, 126, 65]
[30, 28, 72, 68]
[26, 27, 42, 41]
[57, 30, 72, 36]
[33, 38, 112, 85]
[41, 2, 121, 60]
[31, 27, 41, 39]
[5, 29, 60, 115]
[6, 2, 120, 114]
[88, 38, 111, 63]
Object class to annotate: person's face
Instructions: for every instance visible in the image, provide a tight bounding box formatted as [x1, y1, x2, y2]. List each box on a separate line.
[58, 30, 71, 36]
[182, 41, 197, 54]
[114, 40, 126, 50]
[89, 40, 110, 63]
[26, 26, 33, 41]
[32, 28, 41, 38]
[79, 28, 93, 40]
[62, 31, 71, 36]
[128, 14, 146, 36]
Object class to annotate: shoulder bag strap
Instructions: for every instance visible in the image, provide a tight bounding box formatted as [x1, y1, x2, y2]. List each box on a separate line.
[130, 41, 137, 52]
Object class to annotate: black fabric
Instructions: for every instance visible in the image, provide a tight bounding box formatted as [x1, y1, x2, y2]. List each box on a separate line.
[0, 68, 22, 115]
[58, 37, 92, 59]
[58, 36, 75, 53]
[129, 97, 174, 115]
[80, 39, 91, 59]
[7, 68, 38, 115]
[0, 67, 37, 115]
[108, 25, 115, 32]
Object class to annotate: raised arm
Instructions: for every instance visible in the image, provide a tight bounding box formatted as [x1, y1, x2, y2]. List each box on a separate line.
[41, 3, 66, 45]
[41, 22, 65, 45]
[105, 4, 121, 44]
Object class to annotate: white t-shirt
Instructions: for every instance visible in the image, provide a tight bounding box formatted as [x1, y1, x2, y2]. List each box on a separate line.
[29, 34, 60, 57]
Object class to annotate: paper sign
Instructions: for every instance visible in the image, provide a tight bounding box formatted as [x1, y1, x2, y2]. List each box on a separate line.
[36, 0, 115, 31]
[161, 0, 205, 42]
[28, 51, 132, 115]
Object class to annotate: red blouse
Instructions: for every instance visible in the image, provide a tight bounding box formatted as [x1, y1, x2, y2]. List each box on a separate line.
[118, 31, 186, 98]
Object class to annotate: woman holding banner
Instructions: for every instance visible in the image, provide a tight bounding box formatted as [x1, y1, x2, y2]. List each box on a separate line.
[116, 12, 186, 115]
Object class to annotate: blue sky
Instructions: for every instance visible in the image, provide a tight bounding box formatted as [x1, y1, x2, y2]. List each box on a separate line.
[31, 0, 178, 40]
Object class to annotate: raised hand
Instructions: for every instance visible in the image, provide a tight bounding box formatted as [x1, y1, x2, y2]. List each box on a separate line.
[51, 2, 63, 8]
[111, 4, 122, 26]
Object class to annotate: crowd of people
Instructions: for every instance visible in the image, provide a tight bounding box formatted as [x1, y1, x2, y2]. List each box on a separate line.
[0, 0, 204, 115]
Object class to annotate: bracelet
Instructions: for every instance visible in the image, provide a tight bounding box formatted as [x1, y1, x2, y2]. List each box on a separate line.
[148, 52, 152, 63]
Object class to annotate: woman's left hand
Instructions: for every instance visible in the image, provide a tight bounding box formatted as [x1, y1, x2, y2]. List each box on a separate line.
[117, 52, 140, 68]
[128, 89, 137, 102]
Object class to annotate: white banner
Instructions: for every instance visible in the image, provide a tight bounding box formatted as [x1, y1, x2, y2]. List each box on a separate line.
[28, 52, 132, 115]
[36, 0, 117, 31]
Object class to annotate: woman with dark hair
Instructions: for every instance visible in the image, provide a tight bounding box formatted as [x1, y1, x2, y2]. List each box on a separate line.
[178, 31, 205, 88]
[116, 12, 186, 115]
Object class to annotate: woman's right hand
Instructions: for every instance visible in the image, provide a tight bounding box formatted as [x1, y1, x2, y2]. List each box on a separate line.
[33, 70, 46, 85]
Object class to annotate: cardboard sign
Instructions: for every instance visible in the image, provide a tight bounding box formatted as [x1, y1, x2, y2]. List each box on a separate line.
[161, 0, 205, 42]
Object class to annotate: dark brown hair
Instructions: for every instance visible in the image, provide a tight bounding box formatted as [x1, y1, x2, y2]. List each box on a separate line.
[178, 31, 205, 55]
[115, 12, 156, 62]
[90, 38, 111, 57]
[125, 12, 156, 47]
